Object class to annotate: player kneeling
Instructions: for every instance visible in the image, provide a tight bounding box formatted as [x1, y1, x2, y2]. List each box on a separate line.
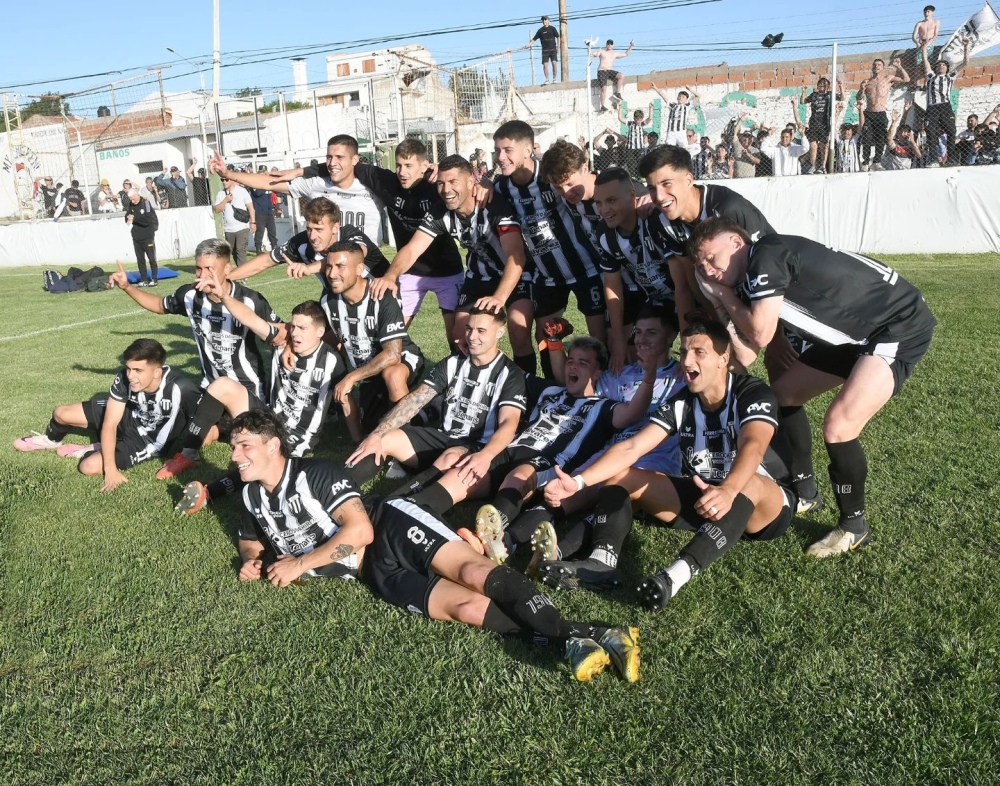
[229, 409, 640, 682]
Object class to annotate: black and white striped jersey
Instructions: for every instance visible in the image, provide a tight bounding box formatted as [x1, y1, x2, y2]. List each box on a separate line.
[665, 102, 691, 133]
[162, 281, 279, 398]
[423, 352, 527, 443]
[626, 121, 646, 150]
[926, 70, 957, 107]
[653, 183, 775, 257]
[267, 342, 345, 456]
[320, 280, 421, 371]
[108, 365, 201, 458]
[598, 217, 674, 302]
[417, 194, 524, 283]
[650, 372, 790, 484]
[566, 197, 604, 249]
[741, 234, 937, 346]
[238, 457, 361, 577]
[511, 380, 619, 473]
[270, 224, 389, 278]
[286, 175, 385, 243]
[494, 165, 601, 286]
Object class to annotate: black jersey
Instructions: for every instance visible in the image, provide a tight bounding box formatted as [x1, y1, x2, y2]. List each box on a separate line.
[270, 224, 388, 278]
[320, 280, 421, 371]
[238, 457, 361, 577]
[423, 352, 527, 443]
[598, 216, 674, 302]
[532, 24, 559, 53]
[512, 379, 619, 473]
[650, 373, 790, 484]
[654, 183, 774, 258]
[162, 281, 279, 398]
[417, 194, 523, 283]
[804, 90, 838, 126]
[742, 234, 937, 345]
[494, 164, 601, 286]
[267, 342, 345, 456]
[108, 365, 201, 459]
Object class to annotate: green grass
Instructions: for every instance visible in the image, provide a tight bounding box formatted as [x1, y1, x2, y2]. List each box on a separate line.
[1, 253, 998, 785]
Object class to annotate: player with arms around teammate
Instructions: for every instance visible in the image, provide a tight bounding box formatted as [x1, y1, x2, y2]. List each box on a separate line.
[544, 320, 795, 605]
[230, 409, 640, 682]
[688, 218, 936, 556]
[15, 339, 199, 491]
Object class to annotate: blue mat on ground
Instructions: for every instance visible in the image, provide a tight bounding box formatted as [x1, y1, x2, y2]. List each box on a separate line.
[127, 267, 180, 283]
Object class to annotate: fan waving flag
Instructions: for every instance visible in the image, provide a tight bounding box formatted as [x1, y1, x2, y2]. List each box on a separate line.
[940, 2, 1000, 64]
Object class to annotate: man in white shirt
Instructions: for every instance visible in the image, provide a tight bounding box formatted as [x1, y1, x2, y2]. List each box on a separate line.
[761, 115, 809, 177]
[214, 172, 255, 266]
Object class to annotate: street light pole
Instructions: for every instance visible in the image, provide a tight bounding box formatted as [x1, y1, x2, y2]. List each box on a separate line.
[213, 0, 221, 103]
[167, 48, 211, 159]
[559, 0, 570, 82]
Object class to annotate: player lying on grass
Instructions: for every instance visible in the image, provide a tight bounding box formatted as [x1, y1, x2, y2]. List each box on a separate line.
[14, 339, 199, 492]
[543, 319, 797, 609]
[687, 218, 937, 557]
[228, 408, 640, 682]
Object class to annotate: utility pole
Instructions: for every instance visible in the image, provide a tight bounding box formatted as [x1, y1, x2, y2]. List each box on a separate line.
[559, 0, 570, 82]
[212, 0, 221, 102]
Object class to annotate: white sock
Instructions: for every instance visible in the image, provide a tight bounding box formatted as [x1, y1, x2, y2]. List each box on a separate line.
[664, 559, 693, 597]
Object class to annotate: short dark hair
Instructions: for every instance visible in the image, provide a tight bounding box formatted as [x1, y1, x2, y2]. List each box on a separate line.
[290, 300, 327, 327]
[682, 318, 732, 356]
[438, 154, 474, 176]
[924, 5, 935, 12]
[494, 120, 534, 144]
[634, 304, 679, 335]
[122, 338, 166, 366]
[195, 237, 232, 263]
[327, 240, 365, 262]
[606, 39, 614, 46]
[594, 167, 632, 187]
[566, 336, 609, 370]
[327, 134, 359, 154]
[302, 196, 342, 225]
[468, 304, 507, 324]
[395, 138, 427, 160]
[541, 15, 549, 21]
[71, 180, 79, 188]
[678, 91, 689, 99]
[646, 132, 659, 142]
[540, 139, 587, 184]
[685, 216, 751, 258]
[638, 145, 693, 178]
[230, 409, 291, 458]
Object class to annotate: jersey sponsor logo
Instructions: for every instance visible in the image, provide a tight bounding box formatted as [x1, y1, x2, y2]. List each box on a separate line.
[746, 402, 772, 414]
[386, 321, 405, 333]
[513, 394, 528, 404]
[748, 273, 769, 290]
[331, 478, 353, 497]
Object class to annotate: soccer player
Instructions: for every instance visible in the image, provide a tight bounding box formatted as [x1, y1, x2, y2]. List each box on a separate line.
[228, 197, 387, 283]
[687, 218, 937, 556]
[368, 154, 535, 373]
[493, 121, 608, 375]
[109, 239, 284, 401]
[543, 319, 795, 605]
[539, 140, 604, 251]
[14, 339, 200, 492]
[228, 409, 640, 682]
[210, 135, 385, 242]
[315, 241, 424, 440]
[345, 306, 526, 489]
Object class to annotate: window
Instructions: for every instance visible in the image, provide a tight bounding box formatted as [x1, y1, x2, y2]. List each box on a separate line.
[135, 160, 164, 174]
[233, 147, 267, 156]
[336, 63, 350, 77]
[362, 59, 376, 74]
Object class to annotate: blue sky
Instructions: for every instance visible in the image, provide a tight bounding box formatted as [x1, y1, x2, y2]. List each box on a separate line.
[1, 0, 984, 115]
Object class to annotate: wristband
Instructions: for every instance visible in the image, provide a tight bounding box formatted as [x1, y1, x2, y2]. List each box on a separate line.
[572, 474, 586, 492]
[540, 339, 563, 352]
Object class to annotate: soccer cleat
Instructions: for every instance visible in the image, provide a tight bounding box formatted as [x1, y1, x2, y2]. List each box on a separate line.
[56, 442, 99, 458]
[565, 637, 610, 681]
[526, 520, 559, 579]
[14, 432, 61, 452]
[156, 452, 200, 480]
[796, 492, 824, 516]
[637, 571, 673, 612]
[175, 481, 210, 516]
[474, 504, 509, 564]
[539, 558, 622, 592]
[805, 519, 871, 558]
[600, 626, 641, 682]
[456, 527, 486, 556]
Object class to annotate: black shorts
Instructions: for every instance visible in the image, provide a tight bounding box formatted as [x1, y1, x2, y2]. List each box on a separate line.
[597, 69, 620, 87]
[357, 353, 425, 432]
[541, 50, 558, 64]
[622, 289, 645, 327]
[670, 475, 796, 542]
[360, 496, 461, 617]
[796, 324, 934, 397]
[486, 445, 545, 494]
[806, 121, 829, 143]
[82, 396, 162, 469]
[456, 277, 532, 312]
[533, 275, 605, 319]
[783, 327, 812, 356]
[399, 426, 474, 471]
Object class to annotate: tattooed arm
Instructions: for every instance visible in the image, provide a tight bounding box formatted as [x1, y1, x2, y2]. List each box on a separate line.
[333, 338, 404, 407]
[345, 384, 438, 467]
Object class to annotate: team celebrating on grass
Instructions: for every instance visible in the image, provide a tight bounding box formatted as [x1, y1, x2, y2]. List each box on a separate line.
[15, 121, 936, 682]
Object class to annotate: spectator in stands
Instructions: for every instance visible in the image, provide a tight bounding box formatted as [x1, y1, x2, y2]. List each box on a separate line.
[97, 180, 120, 213]
[800, 77, 842, 174]
[732, 130, 761, 178]
[62, 180, 86, 217]
[118, 179, 133, 206]
[187, 158, 211, 206]
[214, 171, 255, 265]
[956, 113, 979, 164]
[620, 104, 654, 151]
[692, 135, 713, 180]
[596, 39, 633, 112]
[922, 39, 970, 167]
[594, 130, 624, 171]
[762, 116, 809, 176]
[858, 56, 909, 170]
[882, 110, 922, 169]
[708, 144, 733, 179]
[754, 129, 773, 176]
[971, 110, 1000, 164]
[653, 84, 699, 147]
[533, 16, 560, 85]
[912, 5, 939, 47]
[644, 132, 659, 153]
[39, 176, 58, 217]
[684, 129, 701, 157]
[835, 121, 863, 173]
[155, 166, 189, 208]
[139, 176, 158, 203]
[249, 165, 278, 254]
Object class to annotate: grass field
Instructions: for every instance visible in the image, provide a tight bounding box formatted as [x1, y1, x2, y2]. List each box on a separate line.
[1, 253, 998, 785]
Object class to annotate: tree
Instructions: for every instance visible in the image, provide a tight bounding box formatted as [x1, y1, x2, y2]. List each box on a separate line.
[234, 87, 263, 98]
[2, 93, 69, 131]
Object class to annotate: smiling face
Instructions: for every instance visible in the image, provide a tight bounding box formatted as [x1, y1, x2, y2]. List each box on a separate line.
[395, 154, 426, 190]
[494, 136, 534, 178]
[326, 143, 359, 185]
[645, 163, 696, 222]
[632, 317, 675, 364]
[230, 429, 281, 484]
[563, 346, 602, 396]
[436, 166, 474, 213]
[552, 164, 593, 204]
[307, 214, 340, 251]
[124, 358, 163, 393]
[594, 178, 635, 230]
[679, 333, 728, 393]
[465, 312, 505, 361]
[288, 313, 325, 356]
[324, 250, 365, 295]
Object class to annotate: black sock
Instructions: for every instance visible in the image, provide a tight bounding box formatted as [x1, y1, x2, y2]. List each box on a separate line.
[826, 439, 867, 524]
[539, 349, 554, 380]
[149, 258, 158, 281]
[781, 406, 818, 498]
[481, 602, 524, 637]
[483, 565, 571, 640]
[388, 465, 442, 498]
[45, 416, 71, 442]
[347, 454, 382, 487]
[679, 493, 754, 573]
[588, 485, 633, 568]
[493, 487, 524, 529]
[184, 393, 225, 453]
[559, 512, 593, 560]
[507, 505, 562, 546]
[408, 483, 454, 515]
[207, 471, 242, 499]
[514, 353, 537, 376]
